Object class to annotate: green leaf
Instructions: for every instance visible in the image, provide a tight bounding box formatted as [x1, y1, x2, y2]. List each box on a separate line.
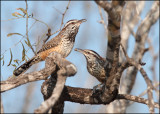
[11, 64, 17, 68]
[7, 33, 24, 37]
[1, 55, 4, 66]
[15, 12, 23, 17]
[14, 59, 20, 65]
[21, 42, 26, 61]
[7, 48, 13, 66]
[12, 13, 19, 17]
[16, 8, 27, 14]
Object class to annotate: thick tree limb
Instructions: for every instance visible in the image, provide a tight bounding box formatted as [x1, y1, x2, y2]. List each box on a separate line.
[1, 1, 159, 113]
[0, 67, 56, 93]
[112, 1, 146, 113]
[34, 74, 67, 113]
[40, 60, 131, 113]
[52, 86, 159, 109]
[0, 52, 76, 93]
[94, 1, 126, 111]
[95, 1, 124, 27]
[34, 52, 77, 113]
[39, 80, 160, 109]
[41, 73, 65, 113]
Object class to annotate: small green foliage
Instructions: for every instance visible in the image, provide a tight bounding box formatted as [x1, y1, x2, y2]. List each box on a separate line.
[12, 12, 19, 17]
[7, 48, 13, 66]
[14, 59, 20, 65]
[14, 12, 23, 17]
[7, 33, 24, 37]
[11, 64, 17, 68]
[21, 42, 26, 61]
[16, 8, 27, 15]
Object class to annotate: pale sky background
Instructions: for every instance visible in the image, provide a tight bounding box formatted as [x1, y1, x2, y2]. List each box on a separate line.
[1, 1, 159, 113]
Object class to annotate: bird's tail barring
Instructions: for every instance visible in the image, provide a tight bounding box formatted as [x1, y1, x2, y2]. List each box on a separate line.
[13, 56, 42, 76]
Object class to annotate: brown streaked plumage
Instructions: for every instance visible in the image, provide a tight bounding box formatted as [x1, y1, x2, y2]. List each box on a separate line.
[13, 19, 86, 76]
[75, 48, 107, 83]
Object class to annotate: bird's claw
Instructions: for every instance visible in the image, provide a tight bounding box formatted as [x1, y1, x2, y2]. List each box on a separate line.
[92, 83, 104, 97]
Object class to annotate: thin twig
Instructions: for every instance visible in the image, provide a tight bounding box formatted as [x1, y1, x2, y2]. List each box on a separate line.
[32, 17, 50, 29]
[117, 94, 159, 109]
[127, 83, 159, 106]
[98, 6, 108, 36]
[120, 43, 155, 113]
[60, 0, 71, 29]
[43, 28, 52, 45]
[25, 0, 36, 55]
[1, 17, 24, 21]
[42, 1, 71, 46]
[1, 20, 37, 59]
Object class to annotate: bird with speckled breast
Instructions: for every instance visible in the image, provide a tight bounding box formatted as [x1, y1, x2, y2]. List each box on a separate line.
[13, 19, 87, 76]
[75, 48, 108, 83]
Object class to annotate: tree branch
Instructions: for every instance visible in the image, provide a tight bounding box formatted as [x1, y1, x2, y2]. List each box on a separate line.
[25, 0, 36, 55]
[0, 67, 55, 93]
[117, 94, 159, 109]
[34, 52, 77, 113]
[50, 86, 159, 109]
[34, 74, 67, 113]
[0, 51, 77, 93]
[120, 43, 156, 113]
[94, 1, 126, 108]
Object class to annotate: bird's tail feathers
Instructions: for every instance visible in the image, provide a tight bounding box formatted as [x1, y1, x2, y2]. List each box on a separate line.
[13, 56, 41, 76]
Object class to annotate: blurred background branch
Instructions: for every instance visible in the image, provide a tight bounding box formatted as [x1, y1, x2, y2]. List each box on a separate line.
[1, 1, 159, 113]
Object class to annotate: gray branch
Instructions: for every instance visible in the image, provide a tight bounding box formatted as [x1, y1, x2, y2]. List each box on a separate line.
[34, 52, 77, 113]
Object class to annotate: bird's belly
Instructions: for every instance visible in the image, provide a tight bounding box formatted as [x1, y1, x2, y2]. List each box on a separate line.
[38, 46, 60, 60]
[88, 64, 106, 83]
[60, 42, 74, 57]
[38, 41, 74, 60]
[88, 67, 100, 77]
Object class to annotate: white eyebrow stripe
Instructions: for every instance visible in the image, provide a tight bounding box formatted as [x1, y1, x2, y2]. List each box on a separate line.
[85, 50, 102, 59]
[64, 20, 78, 27]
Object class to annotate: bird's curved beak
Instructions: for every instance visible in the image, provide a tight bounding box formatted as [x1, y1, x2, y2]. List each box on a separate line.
[80, 19, 87, 22]
[78, 19, 87, 24]
[75, 19, 86, 27]
[75, 48, 85, 54]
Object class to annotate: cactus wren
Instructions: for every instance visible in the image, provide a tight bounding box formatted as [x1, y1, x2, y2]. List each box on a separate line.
[13, 19, 87, 76]
[75, 48, 108, 83]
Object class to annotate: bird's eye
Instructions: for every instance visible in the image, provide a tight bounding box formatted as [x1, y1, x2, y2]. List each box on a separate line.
[72, 26, 75, 29]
